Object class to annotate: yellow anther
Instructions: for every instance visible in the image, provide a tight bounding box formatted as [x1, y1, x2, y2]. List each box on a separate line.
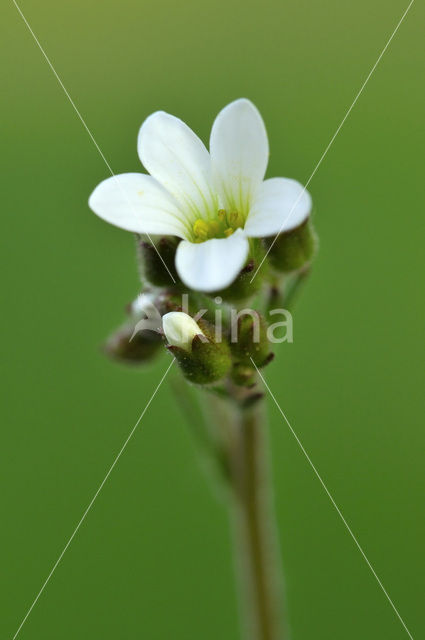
[193, 212, 241, 242]
[193, 219, 209, 240]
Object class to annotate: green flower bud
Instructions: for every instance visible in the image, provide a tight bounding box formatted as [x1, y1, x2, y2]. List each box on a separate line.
[104, 292, 163, 365]
[104, 323, 162, 364]
[163, 312, 232, 385]
[212, 239, 267, 302]
[230, 363, 256, 387]
[137, 236, 179, 286]
[265, 219, 317, 273]
[230, 311, 274, 368]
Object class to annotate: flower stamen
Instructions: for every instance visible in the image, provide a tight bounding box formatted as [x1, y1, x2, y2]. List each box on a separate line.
[193, 219, 210, 241]
[192, 209, 243, 242]
[228, 211, 243, 227]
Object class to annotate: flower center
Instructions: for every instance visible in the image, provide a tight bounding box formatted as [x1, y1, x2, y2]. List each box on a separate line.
[192, 209, 244, 243]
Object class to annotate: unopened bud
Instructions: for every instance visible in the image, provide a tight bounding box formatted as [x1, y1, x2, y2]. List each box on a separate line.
[104, 324, 162, 365]
[163, 312, 232, 385]
[230, 363, 256, 387]
[137, 236, 179, 286]
[216, 239, 267, 302]
[104, 293, 163, 364]
[265, 219, 317, 272]
[231, 311, 273, 368]
[163, 312, 204, 351]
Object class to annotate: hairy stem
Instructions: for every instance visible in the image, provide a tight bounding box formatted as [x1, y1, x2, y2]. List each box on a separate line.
[208, 388, 288, 640]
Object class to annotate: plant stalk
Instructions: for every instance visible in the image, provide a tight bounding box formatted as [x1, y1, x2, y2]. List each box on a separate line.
[207, 388, 288, 640]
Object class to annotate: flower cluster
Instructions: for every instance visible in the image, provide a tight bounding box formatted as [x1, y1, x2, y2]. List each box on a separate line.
[90, 99, 317, 386]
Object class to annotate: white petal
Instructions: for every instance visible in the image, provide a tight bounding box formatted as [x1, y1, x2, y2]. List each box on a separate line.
[244, 178, 312, 237]
[210, 98, 269, 215]
[162, 312, 204, 351]
[89, 173, 189, 238]
[138, 111, 217, 220]
[175, 229, 249, 292]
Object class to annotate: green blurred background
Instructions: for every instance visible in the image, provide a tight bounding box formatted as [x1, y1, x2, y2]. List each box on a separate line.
[1, 0, 423, 638]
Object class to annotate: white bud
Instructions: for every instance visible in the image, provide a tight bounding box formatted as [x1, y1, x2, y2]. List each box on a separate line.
[131, 293, 156, 316]
[162, 312, 204, 351]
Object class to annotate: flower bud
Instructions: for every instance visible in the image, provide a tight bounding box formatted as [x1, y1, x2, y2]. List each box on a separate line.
[163, 312, 204, 351]
[104, 293, 163, 365]
[137, 236, 179, 286]
[216, 240, 267, 302]
[265, 219, 317, 273]
[104, 326, 163, 364]
[230, 363, 256, 387]
[163, 312, 232, 385]
[230, 311, 273, 368]
[216, 259, 261, 302]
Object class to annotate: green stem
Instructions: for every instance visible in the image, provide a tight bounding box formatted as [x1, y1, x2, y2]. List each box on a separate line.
[208, 388, 288, 640]
[266, 266, 311, 316]
[169, 372, 231, 488]
[283, 266, 310, 311]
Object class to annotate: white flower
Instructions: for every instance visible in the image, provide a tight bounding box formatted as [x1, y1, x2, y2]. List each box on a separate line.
[162, 312, 204, 351]
[89, 99, 312, 292]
